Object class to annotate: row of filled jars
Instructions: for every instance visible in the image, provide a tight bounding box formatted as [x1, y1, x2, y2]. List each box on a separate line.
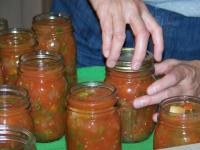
[0, 12, 76, 86]
[0, 47, 200, 149]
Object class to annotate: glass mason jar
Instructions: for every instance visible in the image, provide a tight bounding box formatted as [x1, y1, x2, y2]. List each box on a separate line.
[105, 48, 156, 142]
[32, 12, 77, 87]
[154, 96, 200, 149]
[0, 125, 36, 150]
[17, 50, 68, 142]
[66, 81, 121, 150]
[0, 17, 8, 34]
[0, 85, 33, 132]
[0, 28, 37, 84]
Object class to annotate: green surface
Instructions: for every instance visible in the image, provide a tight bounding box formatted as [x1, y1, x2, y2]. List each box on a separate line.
[36, 66, 153, 150]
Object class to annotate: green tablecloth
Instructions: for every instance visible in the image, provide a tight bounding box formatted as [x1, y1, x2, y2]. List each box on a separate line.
[36, 66, 153, 150]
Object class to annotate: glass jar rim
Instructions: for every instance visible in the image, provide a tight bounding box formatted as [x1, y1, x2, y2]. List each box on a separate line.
[0, 125, 35, 149]
[159, 95, 200, 117]
[19, 50, 64, 72]
[0, 84, 30, 110]
[68, 81, 117, 111]
[0, 28, 36, 46]
[0, 28, 34, 36]
[110, 47, 154, 72]
[32, 12, 72, 34]
[33, 12, 70, 22]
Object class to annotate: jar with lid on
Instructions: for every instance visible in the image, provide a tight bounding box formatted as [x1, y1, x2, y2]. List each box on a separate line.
[0, 28, 37, 84]
[17, 50, 68, 142]
[66, 81, 121, 150]
[0, 84, 33, 132]
[105, 48, 156, 142]
[154, 96, 200, 149]
[0, 17, 8, 34]
[0, 125, 36, 150]
[32, 12, 76, 87]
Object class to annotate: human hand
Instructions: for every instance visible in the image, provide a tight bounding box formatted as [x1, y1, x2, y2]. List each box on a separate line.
[89, 0, 163, 69]
[133, 59, 200, 108]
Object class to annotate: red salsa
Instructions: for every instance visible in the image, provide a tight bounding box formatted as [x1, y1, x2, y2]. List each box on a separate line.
[66, 81, 121, 150]
[32, 12, 77, 86]
[154, 96, 200, 149]
[105, 48, 156, 142]
[17, 51, 68, 142]
[0, 28, 36, 84]
[0, 125, 36, 150]
[0, 85, 33, 132]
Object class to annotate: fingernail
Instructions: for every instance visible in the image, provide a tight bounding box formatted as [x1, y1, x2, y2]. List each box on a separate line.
[103, 49, 109, 58]
[107, 60, 116, 68]
[147, 86, 157, 95]
[132, 62, 141, 70]
[133, 98, 145, 108]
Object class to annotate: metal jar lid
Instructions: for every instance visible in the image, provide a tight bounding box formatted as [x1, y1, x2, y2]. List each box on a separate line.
[113, 48, 154, 72]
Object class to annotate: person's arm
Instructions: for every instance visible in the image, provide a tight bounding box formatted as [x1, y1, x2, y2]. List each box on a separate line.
[89, 0, 163, 69]
[133, 59, 200, 109]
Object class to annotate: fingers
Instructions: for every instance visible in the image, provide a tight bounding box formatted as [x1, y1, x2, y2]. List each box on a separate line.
[100, 14, 113, 58]
[153, 113, 159, 122]
[106, 7, 126, 67]
[91, 0, 164, 68]
[154, 59, 181, 75]
[133, 85, 183, 108]
[147, 67, 184, 95]
[141, 6, 163, 62]
[129, 15, 150, 70]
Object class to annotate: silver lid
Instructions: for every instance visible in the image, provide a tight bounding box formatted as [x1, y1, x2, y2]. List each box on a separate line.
[113, 48, 154, 72]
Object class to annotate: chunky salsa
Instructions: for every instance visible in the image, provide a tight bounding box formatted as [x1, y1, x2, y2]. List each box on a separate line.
[66, 82, 121, 150]
[0, 28, 36, 84]
[105, 48, 156, 142]
[154, 96, 200, 149]
[0, 125, 36, 150]
[0, 85, 33, 132]
[17, 51, 68, 142]
[32, 12, 76, 86]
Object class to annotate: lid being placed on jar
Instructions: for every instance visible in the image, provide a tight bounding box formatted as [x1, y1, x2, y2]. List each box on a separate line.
[113, 48, 154, 72]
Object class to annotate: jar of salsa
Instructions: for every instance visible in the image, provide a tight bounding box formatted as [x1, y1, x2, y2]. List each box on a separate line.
[105, 48, 156, 142]
[66, 81, 121, 150]
[0, 125, 36, 150]
[154, 96, 200, 149]
[0, 28, 37, 84]
[17, 50, 68, 142]
[32, 12, 77, 86]
[0, 84, 33, 132]
[0, 17, 8, 34]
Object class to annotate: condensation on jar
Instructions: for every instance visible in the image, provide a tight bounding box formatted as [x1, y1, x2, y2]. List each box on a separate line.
[17, 50, 68, 142]
[154, 96, 200, 149]
[66, 81, 121, 150]
[105, 48, 157, 142]
[0, 125, 36, 150]
[0, 28, 37, 84]
[32, 12, 77, 87]
[0, 84, 34, 132]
